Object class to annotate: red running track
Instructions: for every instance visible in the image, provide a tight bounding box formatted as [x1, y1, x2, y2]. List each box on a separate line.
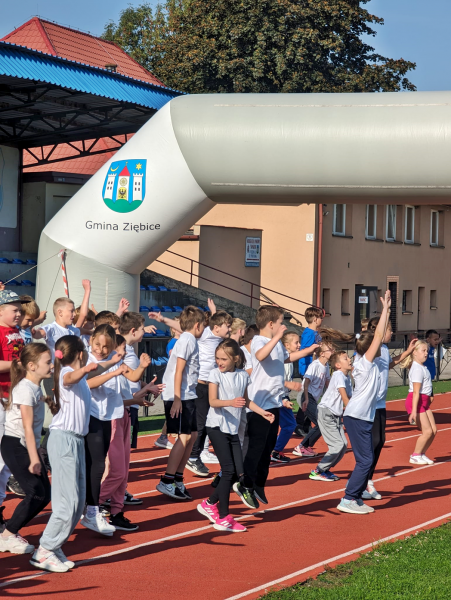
[1, 394, 451, 599]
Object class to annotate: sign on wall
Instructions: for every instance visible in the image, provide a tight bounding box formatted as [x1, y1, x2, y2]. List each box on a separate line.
[0, 145, 19, 228]
[245, 236, 261, 267]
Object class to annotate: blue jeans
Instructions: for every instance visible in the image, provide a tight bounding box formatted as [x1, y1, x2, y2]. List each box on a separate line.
[343, 416, 374, 501]
[274, 404, 296, 453]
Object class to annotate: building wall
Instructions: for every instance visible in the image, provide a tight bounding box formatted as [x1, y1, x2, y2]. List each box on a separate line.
[150, 237, 200, 287]
[321, 203, 451, 333]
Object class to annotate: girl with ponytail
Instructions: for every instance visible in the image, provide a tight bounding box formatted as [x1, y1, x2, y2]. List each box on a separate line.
[30, 335, 99, 573]
[0, 343, 52, 556]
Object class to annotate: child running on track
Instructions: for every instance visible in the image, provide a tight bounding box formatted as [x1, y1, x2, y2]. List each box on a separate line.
[337, 290, 391, 515]
[157, 306, 206, 500]
[197, 339, 274, 532]
[403, 340, 436, 465]
[309, 350, 352, 481]
[31, 336, 98, 572]
[0, 343, 53, 555]
[293, 341, 333, 457]
[271, 331, 302, 464]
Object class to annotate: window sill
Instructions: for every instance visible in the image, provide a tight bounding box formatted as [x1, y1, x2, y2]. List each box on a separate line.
[402, 311, 414, 316]
[324, 312, 331, 317]
[385, 239, 403, 244]
[404, 241, 421, 246]
[341, 312, 350, 316]
[365, 237, 384, 242]
[430, 244, 445, 249]
[430, 306, 438, 310]
[332, 234, 353, 239]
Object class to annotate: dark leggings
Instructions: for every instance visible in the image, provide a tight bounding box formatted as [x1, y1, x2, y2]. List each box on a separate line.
[130, 407, 139, 449]
[190, 383, 209, 460]
[1, 435, 51, 535]
[207, 427, 243, 518]
[243, 408, 280, 489]
[301, 394, 322, 449]
[368, 408, 386, 480]
[85, 416, 112, 506]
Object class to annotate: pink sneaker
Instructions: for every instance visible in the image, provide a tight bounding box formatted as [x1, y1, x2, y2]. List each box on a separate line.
[197, 499, 219, 524]
[292, 444, 316, 457]
[214, 515, 247, 532]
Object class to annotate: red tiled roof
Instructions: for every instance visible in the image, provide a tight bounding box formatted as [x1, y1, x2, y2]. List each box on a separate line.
[1, 17, 165, 87]
[23, 136, 133, 175]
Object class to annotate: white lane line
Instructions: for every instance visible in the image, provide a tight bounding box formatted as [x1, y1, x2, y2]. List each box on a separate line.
[130, 454, 169, 464]
[2, 459, 450, 590]
[222, 512, 451, 600]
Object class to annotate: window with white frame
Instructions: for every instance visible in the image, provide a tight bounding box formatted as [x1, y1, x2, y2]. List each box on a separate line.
[430, 210, 439, 246]
[386, 205, 397, 241]
[333, 205, 346, 236]
[404, 205, 415, 243]
[365, 205, 377, 239]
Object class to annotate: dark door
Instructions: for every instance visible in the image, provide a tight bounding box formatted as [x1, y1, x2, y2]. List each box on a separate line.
[354, 285, 378, 333]
[388, 281, 398, 334]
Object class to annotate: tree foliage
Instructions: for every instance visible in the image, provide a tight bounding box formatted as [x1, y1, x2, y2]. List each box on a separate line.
[103, 0, 416, 94]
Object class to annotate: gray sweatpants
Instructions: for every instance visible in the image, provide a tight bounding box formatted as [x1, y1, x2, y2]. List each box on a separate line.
[316, 407, 347, 472]
[40, 429, 86, 552]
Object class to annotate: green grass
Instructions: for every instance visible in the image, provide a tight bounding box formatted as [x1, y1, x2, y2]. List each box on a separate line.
[138, 380, 451, 435]
[262, 522, 451, 599]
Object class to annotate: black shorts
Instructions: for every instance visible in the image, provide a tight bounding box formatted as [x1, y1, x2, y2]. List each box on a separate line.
[164, 399, 197, 435]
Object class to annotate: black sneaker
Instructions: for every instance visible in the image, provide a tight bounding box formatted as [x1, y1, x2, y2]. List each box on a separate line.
[294, 426, 308, 438]
[0, 506, 6, 534]
[254, 485, 268, 505]
[271, 451, 291, 464]
[124, 491, 143, 505]
[233, 482, 259, 510]
[156, 480, 187, 500]
[109, 512, 139, 531]
[185, 458, 210, 477]
[100, 504, 111, 517]
[7, 476, 26, 497]
[175, 481, 192, 500]
[211, 473, 221, 488]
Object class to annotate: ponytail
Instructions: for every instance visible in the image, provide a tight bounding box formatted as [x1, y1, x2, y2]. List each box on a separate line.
[398, 340, 428, 370]
[318, 327, 355, 344]
[4, 343, 52, 411]
[53, 335, 86, 414]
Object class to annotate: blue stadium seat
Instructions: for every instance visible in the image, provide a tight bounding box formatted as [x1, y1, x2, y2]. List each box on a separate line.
[152, 357, 162, 366]
[139, 306, 150, 312]
[172, 306, 183, 312]
[147, 285, 157, 291]
[162, 305, 172, 312]
[140, 285, 146, 290]
[26, 259, 37, 265]
[21, 280, 34, 286]
[155, 329, 165, 337]
[7, 280, 20, 286]
[12, 259, 25, 265]
[158, 285, 168, 291]
[169, 288, 178, 292]
[150, 306, 160, 312]
[0, 258, 10, 264]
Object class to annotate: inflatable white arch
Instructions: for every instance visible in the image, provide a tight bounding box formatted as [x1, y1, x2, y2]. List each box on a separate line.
[36, 91, 451, 311]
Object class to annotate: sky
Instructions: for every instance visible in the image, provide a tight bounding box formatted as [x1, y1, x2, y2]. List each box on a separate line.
[1, 0, 450, 91]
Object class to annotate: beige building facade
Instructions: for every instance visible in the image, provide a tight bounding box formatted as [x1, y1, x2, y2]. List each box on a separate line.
[150, 202, 451, 335]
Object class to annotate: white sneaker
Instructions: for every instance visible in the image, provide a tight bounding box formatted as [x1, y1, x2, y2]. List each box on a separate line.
[200, 450, 220, 464]
[0, 534, 35, 554]
[54, 547, 75, 569]
[80, 512, 116, 536]
[409, 454, 428, 465]
[362, 480, 382, 500]
[337, 498, 371, 514]
[421, 454, 434, 465]
[30, 547, 69, 573]
[154, 435, 174, 450]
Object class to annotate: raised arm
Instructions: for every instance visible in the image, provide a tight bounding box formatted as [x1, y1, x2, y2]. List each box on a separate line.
[75, 279, 91, 328]
[116, 298, 130, 317]
[366, 291, 391, 363]
[390, 338, 418, 368]
[123, 353, 151, 382]
[87, 364, 127, 389]
[286, 344, 319, 363]
[148, 311, 182, 334]
[63, 362, 99, 386]
[255, 326, 286, 362]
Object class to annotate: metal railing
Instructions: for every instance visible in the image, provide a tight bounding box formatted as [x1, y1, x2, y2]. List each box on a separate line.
[154, 249, 322, 320]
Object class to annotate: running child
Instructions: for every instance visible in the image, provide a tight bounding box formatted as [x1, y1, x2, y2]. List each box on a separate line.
[234, 305, 318, 509]
[337, 290, 391, 515]
[309, 351, 352, 482]
[404, 340, 436, 465]
[293, 341, 333, 457]
[240, 324, 259, 376]
[155, 318, 180, 450]
[30, 336, 99, 572]
[197, 339, 274, 532]
[424, 329, 442, 384]
[157, 306, 206, 500]
[271, 331, 302, 464]
[0, 343, 53, 555]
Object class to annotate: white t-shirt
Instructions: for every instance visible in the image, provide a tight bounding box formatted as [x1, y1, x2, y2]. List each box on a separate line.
[241, 345, 252, 371]
[284, 362, 294, 395]
[198, 327, 223, 381]
[303, 359, 331, 402]
[42, 322, 80, 359]
[319, 370, 352, 416]
[248, 335, 289, 410]
[87, 352, 124, 421]
[344, 355, 380, 422]
[124, 344, 141, 408]
[50, 366, 92, 436]
[374, 345, 390, 410]
[81, 334, 91, 352]
[206, 368, 251, 435]
[5, 378, 45, 447]
[162, 332, 199, 401]
[409, 361, 433, 396]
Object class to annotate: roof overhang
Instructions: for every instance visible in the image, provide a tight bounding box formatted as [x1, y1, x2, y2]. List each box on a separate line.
[0, 42, 182, 148]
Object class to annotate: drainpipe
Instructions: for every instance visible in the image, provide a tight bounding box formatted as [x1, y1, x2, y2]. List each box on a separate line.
[316, 204, 323, 308]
